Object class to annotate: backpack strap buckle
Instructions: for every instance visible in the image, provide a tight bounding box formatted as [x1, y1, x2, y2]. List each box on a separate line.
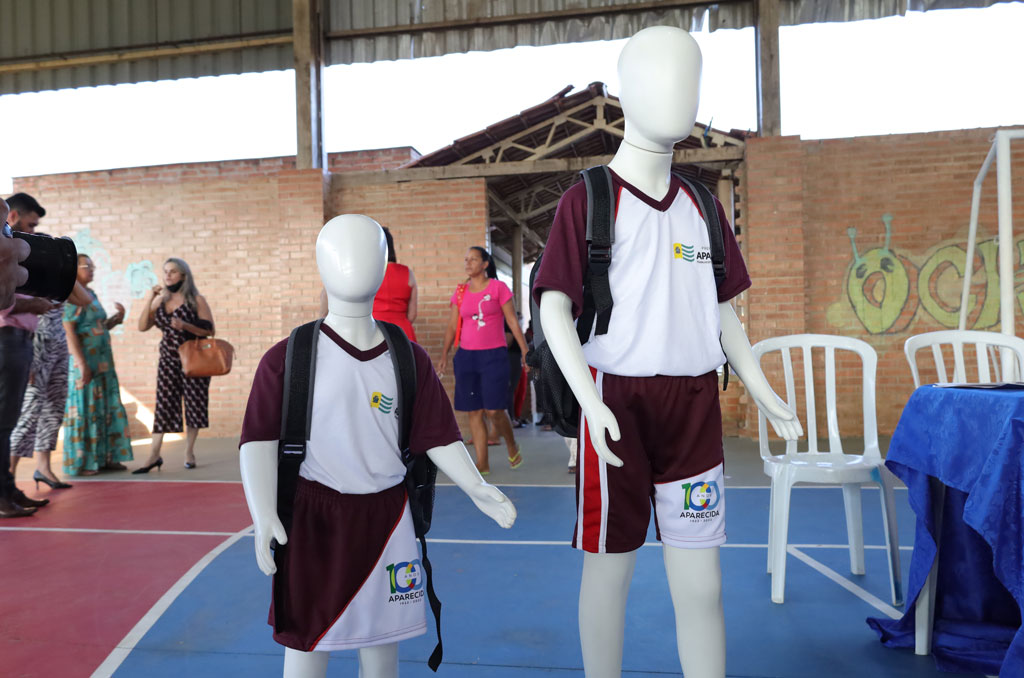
[588, 244, 612, 274]
[280, 442, 305, 457]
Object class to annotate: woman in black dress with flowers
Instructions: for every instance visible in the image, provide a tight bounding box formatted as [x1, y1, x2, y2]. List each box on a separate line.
[134, 258, 214, 472]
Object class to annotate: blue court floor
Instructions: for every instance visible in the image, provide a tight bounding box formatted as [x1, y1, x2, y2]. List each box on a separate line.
[96, 483, 984, 678]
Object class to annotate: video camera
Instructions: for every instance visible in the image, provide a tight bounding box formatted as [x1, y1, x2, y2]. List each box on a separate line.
[12, 230, 78, 301]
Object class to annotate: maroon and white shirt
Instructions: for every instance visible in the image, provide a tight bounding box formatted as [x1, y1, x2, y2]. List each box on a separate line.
[533, 170, 751, 378]
[240, 324, 461, 495]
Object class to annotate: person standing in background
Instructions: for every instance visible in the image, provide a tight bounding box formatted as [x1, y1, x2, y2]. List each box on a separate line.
[134, 258, 214, 472]
[371, 226, 419, 341]
[0, 194, 55, 516]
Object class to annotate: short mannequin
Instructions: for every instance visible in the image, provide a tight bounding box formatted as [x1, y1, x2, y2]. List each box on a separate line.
[239, 214, 516, 678]
[538, 27, 802, 678]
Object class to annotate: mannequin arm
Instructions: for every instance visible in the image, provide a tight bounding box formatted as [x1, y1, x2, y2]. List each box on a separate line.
[539, 291, 623, 467]
[426, 442, 516, 528]
[239, 441, 288, 575]
[719, 303, 803, 441]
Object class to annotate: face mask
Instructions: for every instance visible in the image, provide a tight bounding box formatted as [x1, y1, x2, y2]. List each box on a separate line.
[166, 281, 184, 293]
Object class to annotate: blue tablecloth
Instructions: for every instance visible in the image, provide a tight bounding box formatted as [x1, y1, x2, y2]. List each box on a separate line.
[868, 385, 1024, 676]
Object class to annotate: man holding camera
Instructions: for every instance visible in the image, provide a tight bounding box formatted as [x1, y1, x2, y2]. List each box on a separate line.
[0, 193, 57, 518]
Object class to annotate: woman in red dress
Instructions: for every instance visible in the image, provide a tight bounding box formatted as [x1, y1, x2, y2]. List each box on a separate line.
[372, 227, 418, 342]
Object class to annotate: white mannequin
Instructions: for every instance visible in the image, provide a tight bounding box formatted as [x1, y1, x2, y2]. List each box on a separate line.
[240, 214, 516, 678]
[539, 27, 802, 678]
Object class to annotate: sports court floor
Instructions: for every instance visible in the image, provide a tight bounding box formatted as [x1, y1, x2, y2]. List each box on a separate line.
[3, 429, 987, 677]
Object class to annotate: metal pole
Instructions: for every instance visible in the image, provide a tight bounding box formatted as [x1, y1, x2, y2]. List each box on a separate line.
[996, 130, 1016, 379]
[958, 143, 997, 330]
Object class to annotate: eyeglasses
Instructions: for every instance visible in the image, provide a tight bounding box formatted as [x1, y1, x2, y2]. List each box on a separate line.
[79, 264, 95, 270]
[2, 222, 11, 238]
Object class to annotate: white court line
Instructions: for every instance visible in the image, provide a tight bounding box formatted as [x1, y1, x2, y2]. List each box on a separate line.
[90, 525, 253, 678]
[420, 538, 914, 551]
[57, 478, 242, 484]
[438, 482, 908, 490]
[788, 546, 902, 619]
[0, 526, 240, 536]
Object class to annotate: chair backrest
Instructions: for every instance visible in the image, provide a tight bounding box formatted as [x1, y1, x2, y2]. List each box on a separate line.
[904, 330, 1024, 387]
[751, 334, 879, 460]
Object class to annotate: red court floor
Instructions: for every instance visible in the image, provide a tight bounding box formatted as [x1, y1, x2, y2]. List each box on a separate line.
[0, 480, 251, 678]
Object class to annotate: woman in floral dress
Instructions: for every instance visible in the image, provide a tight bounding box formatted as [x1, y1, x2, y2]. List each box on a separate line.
[61, 254, 133, 476]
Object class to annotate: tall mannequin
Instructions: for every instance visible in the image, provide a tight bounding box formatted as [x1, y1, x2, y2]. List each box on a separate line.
[240, 214, 516, 678]
[536, 27, 802, 678]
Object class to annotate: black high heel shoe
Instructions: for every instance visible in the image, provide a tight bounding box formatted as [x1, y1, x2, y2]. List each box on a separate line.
[184, 461, 197, 469]
[33, 471, 72, 490]
[131, 458, 163, 474]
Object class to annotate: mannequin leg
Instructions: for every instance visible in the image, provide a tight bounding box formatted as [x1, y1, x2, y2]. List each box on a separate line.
[663, 546, 726, 678]
[579, 551, 637, 678]
[358, 642, 399, 678]
[282, 648, 329, 678]
[467, 410, 489, 472]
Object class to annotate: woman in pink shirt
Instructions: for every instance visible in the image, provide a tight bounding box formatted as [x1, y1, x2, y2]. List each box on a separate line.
[440, 247, 529, 474]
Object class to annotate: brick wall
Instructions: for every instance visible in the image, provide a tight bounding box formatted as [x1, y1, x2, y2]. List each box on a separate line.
[17, 128, 1023, 443]
[741, 127, 1024, 440]
[329, 177, 490, 435]
[14, 148, 416, 440]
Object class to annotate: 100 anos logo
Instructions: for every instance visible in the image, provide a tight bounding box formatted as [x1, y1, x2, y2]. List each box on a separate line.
[680, 481, 721, 519]
[386, 560, 425, 603]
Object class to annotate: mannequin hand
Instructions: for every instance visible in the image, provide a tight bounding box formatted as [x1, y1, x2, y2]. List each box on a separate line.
[252, 517, 288, 576]
[580, 399, 623, 467]
[752, 392, 803, 441]
[465, 482, 517, 529]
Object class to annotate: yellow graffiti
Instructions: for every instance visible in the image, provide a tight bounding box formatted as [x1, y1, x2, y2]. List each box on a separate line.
[839, 215, 1024, 335]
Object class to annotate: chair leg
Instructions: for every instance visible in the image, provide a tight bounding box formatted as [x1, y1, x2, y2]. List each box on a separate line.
[769, 469, 794, 604]
[767, 475, 777, 574]
[877, 468, 904, 607]
[916, 478, 945, 654]
[842, 483, 865, 575]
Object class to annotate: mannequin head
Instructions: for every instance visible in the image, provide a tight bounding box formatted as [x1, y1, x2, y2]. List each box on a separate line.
[617, 26, 702, 152]
[316, 214, 387, 310]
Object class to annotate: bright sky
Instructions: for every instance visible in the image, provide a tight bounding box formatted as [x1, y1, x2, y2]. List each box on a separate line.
[1, 3, 1021, 194]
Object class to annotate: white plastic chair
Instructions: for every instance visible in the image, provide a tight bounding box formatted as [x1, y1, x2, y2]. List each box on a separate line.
[904, 329, 1024, 387]
[751, 334, 903, 606]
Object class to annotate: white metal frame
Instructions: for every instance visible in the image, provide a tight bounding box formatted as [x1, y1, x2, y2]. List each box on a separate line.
[958, 128, 1024, 381]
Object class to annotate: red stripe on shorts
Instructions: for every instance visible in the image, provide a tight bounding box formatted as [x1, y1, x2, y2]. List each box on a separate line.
[581, 366, 603, 552]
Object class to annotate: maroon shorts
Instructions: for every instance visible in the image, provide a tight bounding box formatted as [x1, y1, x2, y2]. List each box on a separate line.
[270, 478, 416, 651]
[574, 368, 726, 554]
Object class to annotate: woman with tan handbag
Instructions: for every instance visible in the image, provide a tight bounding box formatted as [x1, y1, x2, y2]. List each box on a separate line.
[135, 257, 214, 472]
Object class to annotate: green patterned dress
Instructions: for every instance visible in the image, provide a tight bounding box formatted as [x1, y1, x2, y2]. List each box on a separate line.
[62, 290, 133, 475]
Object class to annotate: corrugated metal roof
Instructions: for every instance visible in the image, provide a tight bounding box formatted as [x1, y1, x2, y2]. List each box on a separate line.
[324, 0, 1008, 65]
[0, 0, 292, 95]
[0, 0, 1010, 94]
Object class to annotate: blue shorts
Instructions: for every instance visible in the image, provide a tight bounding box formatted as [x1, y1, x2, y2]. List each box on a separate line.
[453, 347, 509, 412]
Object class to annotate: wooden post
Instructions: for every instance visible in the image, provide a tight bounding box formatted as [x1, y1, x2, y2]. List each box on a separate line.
[293, 0, 325, 170]
[755, 0, 782, 137]
[512, 223, 524, 313]
[717, 172, 735, 230]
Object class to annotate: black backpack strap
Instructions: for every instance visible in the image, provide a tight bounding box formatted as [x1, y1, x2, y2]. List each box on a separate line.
[674, 173, 726, 288]
[379, 321, 416, 452]
[277, 319, 321, 538]
[379, 321, 443, 671]
[578, 165, 616, 341]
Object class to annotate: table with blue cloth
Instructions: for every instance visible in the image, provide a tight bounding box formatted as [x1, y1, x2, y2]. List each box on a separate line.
[868, 384, 1024, 676]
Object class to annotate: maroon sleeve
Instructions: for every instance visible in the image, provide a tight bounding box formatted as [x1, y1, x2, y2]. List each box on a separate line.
[713, 197, 751, 302]
[531, 180, 588, 318]
[408, 342, 462, 455]
[238, 338, 288, 446]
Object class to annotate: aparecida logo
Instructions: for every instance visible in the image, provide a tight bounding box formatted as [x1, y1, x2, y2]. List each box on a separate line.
[370, 391, 394, 414]
[386, 560, 425, 603]
[679, 480, 721, 519]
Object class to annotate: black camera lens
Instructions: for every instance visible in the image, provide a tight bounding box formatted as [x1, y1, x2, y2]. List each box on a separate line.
[12, 231, 78, 301]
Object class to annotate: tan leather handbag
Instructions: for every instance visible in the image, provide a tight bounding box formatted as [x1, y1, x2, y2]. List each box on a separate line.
[178, 336, 235, 377]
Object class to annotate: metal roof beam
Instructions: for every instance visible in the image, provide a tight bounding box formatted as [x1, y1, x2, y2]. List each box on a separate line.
[335, 146, 744, 186]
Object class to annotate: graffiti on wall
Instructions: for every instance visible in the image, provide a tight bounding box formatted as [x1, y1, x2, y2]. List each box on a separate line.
[71, 228, 160, 334]
[827, 214, 1024, 335]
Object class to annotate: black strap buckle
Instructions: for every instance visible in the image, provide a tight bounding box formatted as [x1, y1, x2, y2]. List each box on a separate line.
[281, 442, 305, 456]
[588, 245, 612, 274]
